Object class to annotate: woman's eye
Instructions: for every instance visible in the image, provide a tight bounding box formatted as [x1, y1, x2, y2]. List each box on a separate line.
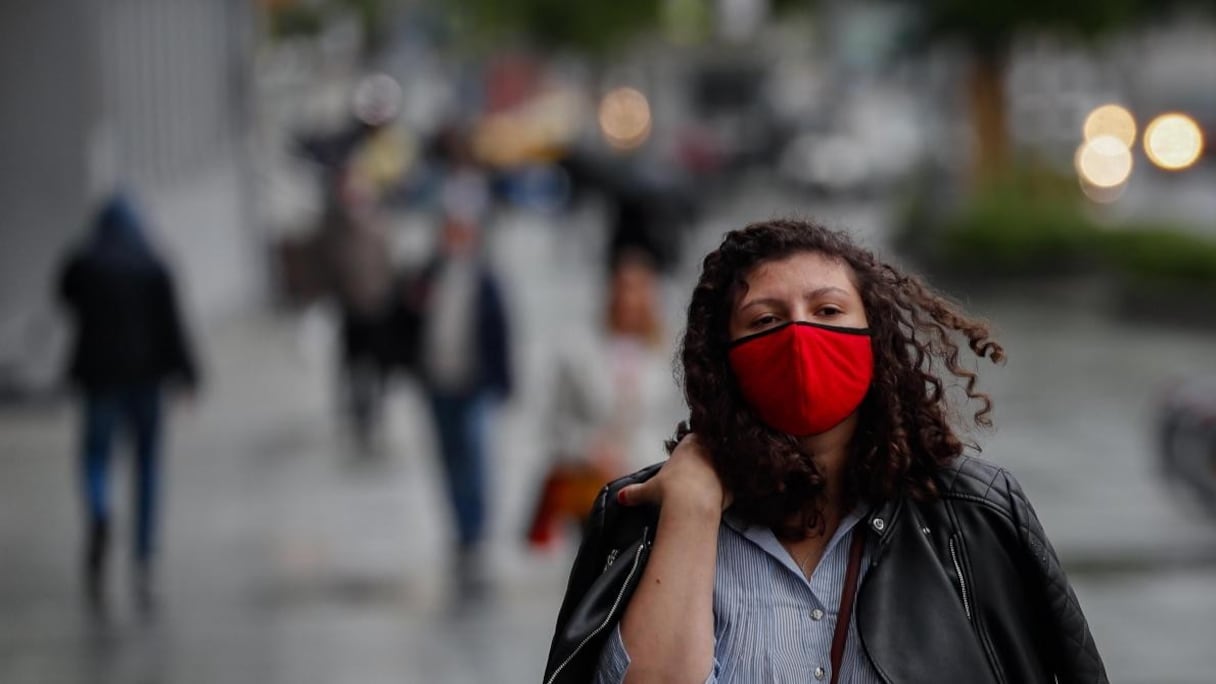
[816, 306, 843, 317]
[751, 315, 779, 328]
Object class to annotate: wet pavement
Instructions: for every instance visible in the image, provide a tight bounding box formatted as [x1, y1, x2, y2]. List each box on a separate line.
[2, 188, 1215, 683]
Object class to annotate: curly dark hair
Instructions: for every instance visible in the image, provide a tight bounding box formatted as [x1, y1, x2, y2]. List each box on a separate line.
[668, 218, 1005, 539]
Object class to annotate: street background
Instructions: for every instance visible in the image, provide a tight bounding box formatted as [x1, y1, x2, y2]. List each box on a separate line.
[2, 1, 1216, 682]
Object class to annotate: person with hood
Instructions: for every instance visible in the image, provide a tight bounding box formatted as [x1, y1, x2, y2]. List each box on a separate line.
[57, 193, 199, 608]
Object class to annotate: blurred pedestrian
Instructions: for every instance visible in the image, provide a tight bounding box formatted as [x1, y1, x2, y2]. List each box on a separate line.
[605, 167, 700, 273]
[295, 76, 403, 451]
[545, 219, 1107, 684]
[551, 250, 673, 475]
[320, 171, 394, 452]
[57, 193, 199, 609]
[527, 250, 678, 547]
[408, 147, 512, 595]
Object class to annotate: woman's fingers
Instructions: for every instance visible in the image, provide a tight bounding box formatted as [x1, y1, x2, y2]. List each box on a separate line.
[617, 480, 658, 506]
[616, 432, 734, 512]
[618, 432, 729, 510]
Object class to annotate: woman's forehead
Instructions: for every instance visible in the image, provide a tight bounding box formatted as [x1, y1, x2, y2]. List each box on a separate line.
[742, 252, 858, 294]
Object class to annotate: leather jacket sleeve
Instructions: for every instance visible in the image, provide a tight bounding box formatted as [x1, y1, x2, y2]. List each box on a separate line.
[544, 465, 661, 684]
[1001, 469, 1108, 683]
[546, 458, 1108, 684]
[545, 486, 612, 678]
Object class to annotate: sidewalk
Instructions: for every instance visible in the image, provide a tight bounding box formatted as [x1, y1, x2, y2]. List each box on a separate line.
[0, 306, 582, 684]
[0, 207, 600, 684]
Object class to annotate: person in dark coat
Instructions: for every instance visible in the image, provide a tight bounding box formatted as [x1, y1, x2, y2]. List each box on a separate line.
[57, 193, 199, 607]
[409, 199, 512, 595]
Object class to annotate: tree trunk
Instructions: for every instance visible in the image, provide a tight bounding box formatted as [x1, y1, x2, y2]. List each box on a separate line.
[966, 50, 1009, 185]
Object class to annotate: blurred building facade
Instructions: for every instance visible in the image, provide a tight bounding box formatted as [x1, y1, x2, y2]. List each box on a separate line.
[0, 0, 261, 395]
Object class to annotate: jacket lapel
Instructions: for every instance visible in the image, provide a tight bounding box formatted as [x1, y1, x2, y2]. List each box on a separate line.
[857, 500, 997, 684]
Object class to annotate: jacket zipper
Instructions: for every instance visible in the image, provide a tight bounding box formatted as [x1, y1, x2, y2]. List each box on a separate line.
[546, 527, 650, 684]
[948, 535, 973, 622]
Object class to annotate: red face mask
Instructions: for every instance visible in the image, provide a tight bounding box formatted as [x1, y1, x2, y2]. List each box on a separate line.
[728, 322, 874, 436]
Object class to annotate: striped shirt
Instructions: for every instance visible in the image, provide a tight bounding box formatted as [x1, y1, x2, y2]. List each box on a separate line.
[593, 508, 882, 684]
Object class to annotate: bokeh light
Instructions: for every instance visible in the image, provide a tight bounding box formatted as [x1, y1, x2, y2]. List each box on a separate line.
[1144, 113, 1205, 171]
[598, 87, 652, 150]
[1083, 104, 1136, 148]
[1075, 135, 1133, 189]
[352, 73, 403, 126]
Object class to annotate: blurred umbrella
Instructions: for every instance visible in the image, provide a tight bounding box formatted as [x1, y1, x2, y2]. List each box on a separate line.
[443, 0, 813, 55]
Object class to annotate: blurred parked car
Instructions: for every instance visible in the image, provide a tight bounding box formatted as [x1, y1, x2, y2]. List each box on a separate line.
[1159, 375, 1216, 519]
[687, 61, 787, 175]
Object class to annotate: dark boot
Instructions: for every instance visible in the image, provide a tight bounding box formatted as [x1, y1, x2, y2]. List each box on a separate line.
[83, 518, 110, 609]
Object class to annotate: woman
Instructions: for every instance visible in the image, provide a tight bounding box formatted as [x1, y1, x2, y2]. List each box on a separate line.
[548, 250, 677, 475]
[544, 219, 1107, 683]
[529, 251, 682, 547]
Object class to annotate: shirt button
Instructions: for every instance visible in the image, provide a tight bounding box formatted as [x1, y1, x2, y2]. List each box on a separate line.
[872, 517, 886, 532]
[814, 666, 826, 680]
[811, 608, 824, 621]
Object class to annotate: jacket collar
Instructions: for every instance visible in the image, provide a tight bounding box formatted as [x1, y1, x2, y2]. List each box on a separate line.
[862, 495, 906, 562]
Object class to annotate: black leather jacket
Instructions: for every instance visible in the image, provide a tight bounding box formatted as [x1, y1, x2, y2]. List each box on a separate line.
[543, 456, 1108, 684]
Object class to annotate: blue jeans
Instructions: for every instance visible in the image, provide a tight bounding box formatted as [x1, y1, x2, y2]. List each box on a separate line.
[80, 384, 162, 563]
[427, 392, 490, 548]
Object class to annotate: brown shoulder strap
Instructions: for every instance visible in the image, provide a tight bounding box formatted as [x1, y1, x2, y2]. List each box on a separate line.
[830, 528, 867, 684]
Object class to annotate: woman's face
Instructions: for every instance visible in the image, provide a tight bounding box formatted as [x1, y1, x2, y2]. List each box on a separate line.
[729, 251, 868, 341]
[610, 262, 657, 336]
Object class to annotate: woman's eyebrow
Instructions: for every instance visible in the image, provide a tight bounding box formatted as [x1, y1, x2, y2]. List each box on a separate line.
[806, 286, 851, 299]
[739, 287, 851, 312]
[738, 296, 784, 312]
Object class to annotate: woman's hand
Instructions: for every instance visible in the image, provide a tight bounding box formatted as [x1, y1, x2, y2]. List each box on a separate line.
[617, 434, 731, 513]
[613, 433, 725, 683]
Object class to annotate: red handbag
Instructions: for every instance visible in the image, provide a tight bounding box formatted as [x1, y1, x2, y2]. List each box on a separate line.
[526, 461, 611, 549]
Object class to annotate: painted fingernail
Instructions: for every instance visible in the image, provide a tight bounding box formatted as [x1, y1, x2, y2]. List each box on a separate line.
[616, 489, 628, 505]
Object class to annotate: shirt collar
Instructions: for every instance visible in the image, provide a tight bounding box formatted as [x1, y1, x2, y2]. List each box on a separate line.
[722, 505, 867, 537]
[722, 505, 867, 582]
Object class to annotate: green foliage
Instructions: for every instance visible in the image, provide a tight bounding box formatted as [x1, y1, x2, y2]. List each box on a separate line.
[270, 4, 326, 39]
[938, 188, 1101, 276]
[896, 0, 1201, 54]
[1100, 226, 1216, 284]
[443, 0, 815, 55]
[342, 0, 394, 50]
[447, 0, 659, 54]
[924, 175, 1216, 285]
[268, 0, 398, 49]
